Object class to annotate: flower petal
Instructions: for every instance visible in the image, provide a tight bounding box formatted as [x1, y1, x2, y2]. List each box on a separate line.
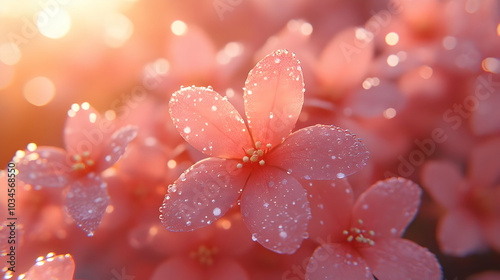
[14, 146, 71, 188]
[240, 166, 311, 254]
[306, 243, 372, 280]
[207, 258, 249, 280]
[352, 178, 421, 238]
[316, 27, 374, 94]
[304, 179, 354, 243]
[151, 257, 203, 280]
[437, 209, 485, 256]
[244, 49, 304, 148]
[96, 125, 138, 171]
[469, 137, 500, 188]
[267, 125, 369, 180]
[23, 253, 75, 280]
[360, 238, 442, 280]
[65, 174, 110, 236]
[421, 160, 468, 209]
[169, 86, 253, 158]
[64, 103, 107, 159]
[160, 158, 250, 231]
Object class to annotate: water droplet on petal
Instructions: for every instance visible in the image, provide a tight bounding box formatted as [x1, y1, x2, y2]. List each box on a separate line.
[336, 173, 345, 179]
[279, 231, 287, 239]
[213, 207, 221, 216]
[211, 105, 217, 111]
[275, 58, 280, 63]
[184, 127, 191, 134]
[251, 233, 258, 241]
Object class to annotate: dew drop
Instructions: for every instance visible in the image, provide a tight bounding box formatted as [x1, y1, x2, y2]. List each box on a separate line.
[183, 127, 191, 134]
[336, 173, 345, 179]
[304, 175, 311, 180]
[275, 58, 280, 63]
[186, 221, 192, 226]
[213, 207, 221, 216]
[279, 231, 288, 239]
[251, 233, 258, 241]
[331, 155, 336, 159]
[269, 112, 274, 119]
[211, 105, 217, 111]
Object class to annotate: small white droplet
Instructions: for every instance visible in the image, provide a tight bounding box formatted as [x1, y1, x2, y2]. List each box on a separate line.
[184, 127, 191, 134]
[279, 231, 287, 239]
[213, 207, 221, 216]
[337, 173, 345, 179]
[105, 155, 111, 162]
[275, 58, 280, 63]
[211, 105, 217, 111]
[251, 233, 258, 241]
[331, 155, 336, 159]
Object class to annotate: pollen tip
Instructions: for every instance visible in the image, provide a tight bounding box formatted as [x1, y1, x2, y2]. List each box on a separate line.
[236, 163, 243, 168]
[259, 160, 265, 166]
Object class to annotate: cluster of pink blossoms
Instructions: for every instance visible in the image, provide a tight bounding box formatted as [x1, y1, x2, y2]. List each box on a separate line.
[1, 1, 500, 279]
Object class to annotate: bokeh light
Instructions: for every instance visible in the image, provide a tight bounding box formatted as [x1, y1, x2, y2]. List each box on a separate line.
[0, 43, 21, 65]
[104, 13, 134, 48]
[37, 8, 72, 39]
[23, 76, 56, 106]
[171, 20, 187, 36]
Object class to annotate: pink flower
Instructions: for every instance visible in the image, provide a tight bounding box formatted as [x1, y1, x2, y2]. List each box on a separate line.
[151, 211, 253, 280]
[160, 49, 369, 254]
[305, 177, 441, 280]
[14, 103, 137, 236]
[16, 253, 75, 280]
[421, 137, 500, 256]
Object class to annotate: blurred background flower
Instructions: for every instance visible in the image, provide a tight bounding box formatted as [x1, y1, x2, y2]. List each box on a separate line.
[1, 0, 500, 279]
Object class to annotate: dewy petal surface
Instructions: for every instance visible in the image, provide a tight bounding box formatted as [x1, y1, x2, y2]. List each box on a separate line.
[305, 179, 353, 242]
[96, 125, 138, 171]
[421, 160, 467, 209]
[306, 243, 372, 280]
[267, 125, 369, 180]
[240, 166, 311, 254]
[244, 49, 304, 147]
[64, 103, 105, 159]
[352, 178, 421, 238]
[437, 209, 485, 257]
[169, 86, 253, 158]
[160, 158, 251, 232]
[360, 238, 442, 280]
[65, 174, 110, 235]
[15, 146, 71, 188]
[23, 253, 75, 280]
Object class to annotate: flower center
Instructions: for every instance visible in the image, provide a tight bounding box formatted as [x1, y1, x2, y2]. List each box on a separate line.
[71, 151, 95, 171]
[189, 245, 218, 266]
[343, 219, 376, 247]
[236, 141, 272, 168]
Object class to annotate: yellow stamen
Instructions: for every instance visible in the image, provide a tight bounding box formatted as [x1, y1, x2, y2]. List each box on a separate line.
[255, 141, 262, 148]
[250, 155, 259, 162]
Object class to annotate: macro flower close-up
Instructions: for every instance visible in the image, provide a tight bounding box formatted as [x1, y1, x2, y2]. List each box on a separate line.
[160, 49, 369, 254]
[1, 0, 500, 279]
